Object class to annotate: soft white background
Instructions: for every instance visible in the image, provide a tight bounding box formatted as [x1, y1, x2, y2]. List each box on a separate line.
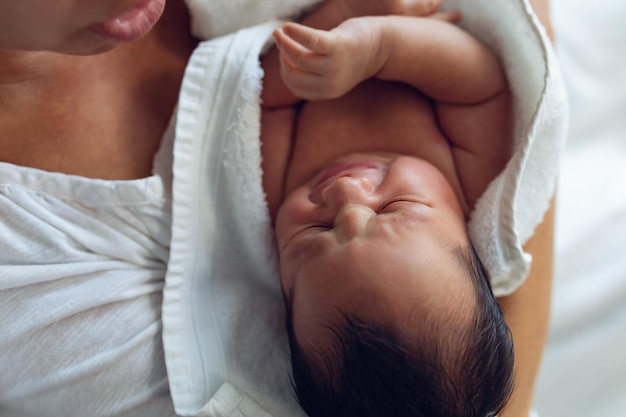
[2, 0, 625, 416]
[534, 0, 626, 416]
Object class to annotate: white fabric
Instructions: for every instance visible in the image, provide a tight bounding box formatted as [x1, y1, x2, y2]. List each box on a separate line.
[0, 121, 177, 416]
[448, 0, 568, 296]
[163, 1, 567, 416]
[163, 21, 299, 417]
[185, 0, 321, 39]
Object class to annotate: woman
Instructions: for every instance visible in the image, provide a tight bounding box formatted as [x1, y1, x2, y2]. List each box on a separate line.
[0, 1, 554, 416]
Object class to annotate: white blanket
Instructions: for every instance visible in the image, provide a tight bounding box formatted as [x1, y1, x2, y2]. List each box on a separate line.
[162, 1, 568, 416]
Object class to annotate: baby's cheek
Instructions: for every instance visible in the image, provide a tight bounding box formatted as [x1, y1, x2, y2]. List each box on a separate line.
[276, 193, 314, 230]
[277, 260, 294, 301]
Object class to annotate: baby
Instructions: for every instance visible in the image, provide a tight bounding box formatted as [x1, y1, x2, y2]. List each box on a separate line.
[260, 1, 515, 416]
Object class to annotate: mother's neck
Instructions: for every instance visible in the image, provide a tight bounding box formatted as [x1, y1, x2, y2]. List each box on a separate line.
[0, 0, 197, 180]
[0, 51, 62, 85]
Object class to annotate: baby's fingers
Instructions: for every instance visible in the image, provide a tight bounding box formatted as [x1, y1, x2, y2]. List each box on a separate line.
[274, 27, 330, 75]
[281, 22, 337, 55]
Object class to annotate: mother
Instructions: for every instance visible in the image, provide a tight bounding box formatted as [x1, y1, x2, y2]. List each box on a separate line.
[0, 1, 553, 417]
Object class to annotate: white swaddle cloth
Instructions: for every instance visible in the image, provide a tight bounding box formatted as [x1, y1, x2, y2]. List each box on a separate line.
[164, 1, 568, 416]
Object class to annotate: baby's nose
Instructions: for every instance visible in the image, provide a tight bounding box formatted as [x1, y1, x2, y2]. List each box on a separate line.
[320, 176, 375, 210]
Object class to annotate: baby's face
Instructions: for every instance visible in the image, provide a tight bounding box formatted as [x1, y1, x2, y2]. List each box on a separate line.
[0, 0, 165, 54]
[275, 152, 474, 344]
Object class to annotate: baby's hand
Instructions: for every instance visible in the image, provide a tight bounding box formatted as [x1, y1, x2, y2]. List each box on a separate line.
[273, 19, 382, 101]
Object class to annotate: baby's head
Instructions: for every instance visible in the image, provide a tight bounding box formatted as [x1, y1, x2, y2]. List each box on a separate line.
[275, 152, 514, 417]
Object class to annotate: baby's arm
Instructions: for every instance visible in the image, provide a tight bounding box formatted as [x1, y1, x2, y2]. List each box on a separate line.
[273, 15, 503, 104]
[261, 0, 450, 108]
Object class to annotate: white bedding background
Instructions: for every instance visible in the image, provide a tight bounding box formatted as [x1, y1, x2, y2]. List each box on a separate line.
[1, 1, 625, 416]
[534, 0, 626, 416]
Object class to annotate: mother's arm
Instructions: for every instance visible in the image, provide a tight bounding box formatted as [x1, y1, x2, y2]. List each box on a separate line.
[498, 199, 554, 417]
[497, 3, 555, 416]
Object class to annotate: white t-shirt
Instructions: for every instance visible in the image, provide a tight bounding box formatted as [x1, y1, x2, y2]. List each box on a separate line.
[0, 122, 177, 417]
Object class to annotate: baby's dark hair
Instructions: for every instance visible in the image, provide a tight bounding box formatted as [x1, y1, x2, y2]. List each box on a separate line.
[285, 245, 514, 417]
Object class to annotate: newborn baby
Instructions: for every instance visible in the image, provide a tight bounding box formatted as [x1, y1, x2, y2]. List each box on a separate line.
[260, 1, 515, 416]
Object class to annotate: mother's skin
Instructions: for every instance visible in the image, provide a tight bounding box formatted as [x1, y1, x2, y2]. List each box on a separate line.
[0, 0, 196, 180]
[0, 1, 554, 416]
